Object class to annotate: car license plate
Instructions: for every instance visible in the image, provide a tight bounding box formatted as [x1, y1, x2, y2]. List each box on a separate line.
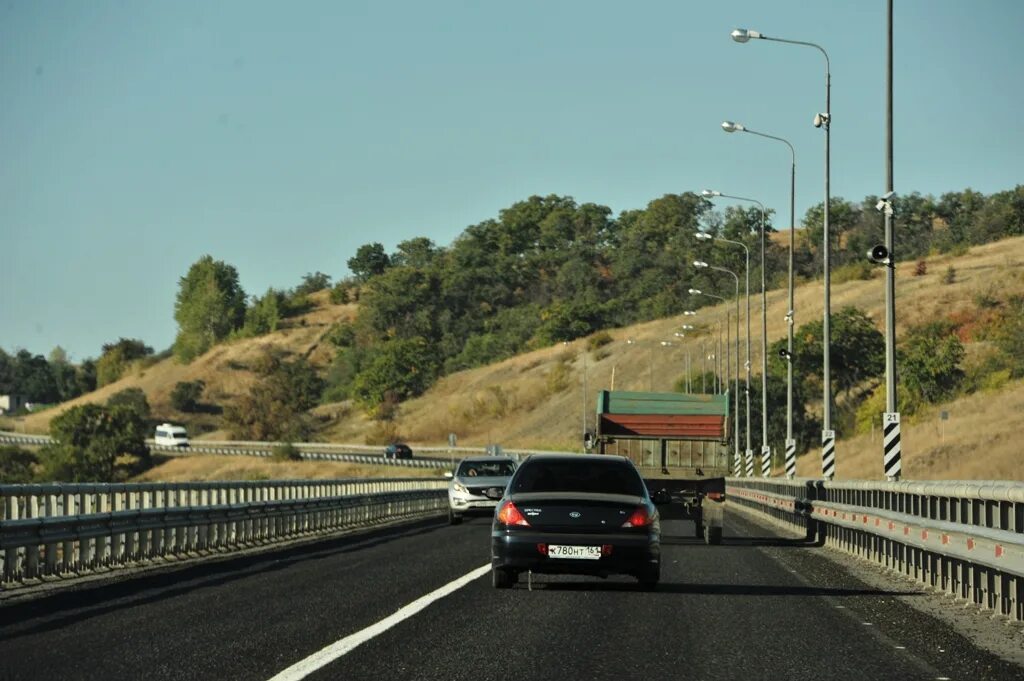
[548, 544, 601, 560]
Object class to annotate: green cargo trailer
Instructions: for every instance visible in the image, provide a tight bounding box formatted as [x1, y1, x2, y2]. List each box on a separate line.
[595, 389, 729, 544]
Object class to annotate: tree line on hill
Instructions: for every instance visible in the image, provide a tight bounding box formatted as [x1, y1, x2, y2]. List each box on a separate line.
[2, 185, 1023, 478]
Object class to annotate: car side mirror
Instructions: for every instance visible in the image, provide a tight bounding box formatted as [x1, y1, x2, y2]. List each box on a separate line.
[443, 471, 454, 479]
[652, 489, 672, 505]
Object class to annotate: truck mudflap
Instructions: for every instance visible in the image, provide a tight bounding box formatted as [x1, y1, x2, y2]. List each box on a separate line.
[644, 476, 725, 545]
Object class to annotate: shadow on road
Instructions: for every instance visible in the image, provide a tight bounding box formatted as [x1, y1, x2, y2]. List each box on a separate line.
[525, 580, 919, 597]
[0, 517, 452, 642]
[661, 535, 814, 548]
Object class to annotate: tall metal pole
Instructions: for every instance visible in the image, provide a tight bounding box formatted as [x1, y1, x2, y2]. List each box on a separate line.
[883, 0, 900, 481]
[729, 27, 833, 476]
[722, 121, 798, 477]
[786, 151, 796, 477]
[758, 206, 770, 476]
[822, 47, 834, 480]
[697, 224, 752, 474]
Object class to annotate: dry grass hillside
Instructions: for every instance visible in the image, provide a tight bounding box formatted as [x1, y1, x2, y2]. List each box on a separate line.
[12, 290, 356, 436]
[331, 235, 1024, 481]
[8, 237, 1024, 483]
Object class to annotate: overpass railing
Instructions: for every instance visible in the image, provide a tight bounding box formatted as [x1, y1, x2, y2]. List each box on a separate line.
[0, 479, 447, 589]
[728, 478, 1024, 622]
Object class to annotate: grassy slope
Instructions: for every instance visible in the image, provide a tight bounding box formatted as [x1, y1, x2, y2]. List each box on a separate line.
[10, 238, 1024, 482]
[13, 291, 356, 436]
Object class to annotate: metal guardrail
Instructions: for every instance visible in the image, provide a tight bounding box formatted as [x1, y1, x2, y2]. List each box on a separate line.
[1, 479, 448, 588]
[0, 432, 572, 468]
[727, 478, 1024, 622]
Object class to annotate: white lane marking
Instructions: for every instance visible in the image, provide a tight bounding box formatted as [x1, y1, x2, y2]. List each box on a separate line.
[268, 563, 491, 681]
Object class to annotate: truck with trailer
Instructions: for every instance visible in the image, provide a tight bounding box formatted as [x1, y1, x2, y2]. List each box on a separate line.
[594, 390, 730, 544]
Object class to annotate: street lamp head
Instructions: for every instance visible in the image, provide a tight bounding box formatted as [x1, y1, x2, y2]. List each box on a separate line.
[673, 332, 685, 338]
[681, 324, 694, 330]
[684, 310, 698, 316]
[626, 338, 636, 345]
[721, 120, 745, 133]
[688, 288, 702, 295]
[701, 189, 721, 198]
[693, 260, 708, 268]
[694, 231, 713, 240]
[660, 341, 672, 346]
[730, 28, 761, 43]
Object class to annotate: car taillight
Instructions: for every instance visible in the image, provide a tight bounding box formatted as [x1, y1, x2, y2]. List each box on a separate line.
[621, 506, 652, 528]
[497, 501, 530, 526]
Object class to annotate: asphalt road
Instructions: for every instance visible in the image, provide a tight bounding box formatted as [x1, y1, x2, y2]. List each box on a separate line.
[1, 511, 1020, 681]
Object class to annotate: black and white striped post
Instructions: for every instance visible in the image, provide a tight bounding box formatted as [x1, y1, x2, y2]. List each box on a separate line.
[784, 438, 797, 478]
[760, 444, 771, 477]
[883, 412, 901, 481]
[745, 450, 754, 477]
[734, 450, 742, 477]
[821, 429, 835, 479]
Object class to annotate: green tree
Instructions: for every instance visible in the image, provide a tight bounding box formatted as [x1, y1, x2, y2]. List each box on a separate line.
[294, 271, 332, 295]
[75, 359, 97, 395]
[351, 338, 439, 411]
[988, 294, 1024, 378]
[788, 307, 885, 401]
[243, 288, 285, 336]
[170, 380, 206, 412]
[347, 243, 391, 282]
[899, 321, 965, 403]
[39, 403, 148, 481]
[173, 255, 247, 362]
[0, 445, 38, 483]
[224, 354, 324, 440]
[107, 387, 151, 419]
[96, 338, 153, 387]
[48, 346, 81, 402]
[10, 349, 60, 402]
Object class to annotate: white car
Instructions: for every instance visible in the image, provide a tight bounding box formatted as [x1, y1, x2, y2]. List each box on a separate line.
[447, 456, 517, 525]
[154, 423, 190, 448]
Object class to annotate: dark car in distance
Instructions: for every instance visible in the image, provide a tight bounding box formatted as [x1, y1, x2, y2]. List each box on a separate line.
[490, 454, 665, 590]
[384, 443, 413, 460]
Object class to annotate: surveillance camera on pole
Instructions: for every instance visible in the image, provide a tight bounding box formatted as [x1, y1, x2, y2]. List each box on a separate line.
[812, 112, 830, 129]
[868, 244, 891, 266]
[778, 348, 792, 360]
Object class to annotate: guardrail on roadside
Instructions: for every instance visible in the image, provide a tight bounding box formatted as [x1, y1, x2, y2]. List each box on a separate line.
[1, 479, 448, 588]
[0, 432, 574, 468]
[727, 477, 1024, 622]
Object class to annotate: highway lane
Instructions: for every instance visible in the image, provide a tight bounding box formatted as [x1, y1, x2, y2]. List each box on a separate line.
[1, 511, 1020, 680]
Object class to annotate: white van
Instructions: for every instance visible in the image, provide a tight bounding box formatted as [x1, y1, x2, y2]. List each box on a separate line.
[154, 423, 190, 448]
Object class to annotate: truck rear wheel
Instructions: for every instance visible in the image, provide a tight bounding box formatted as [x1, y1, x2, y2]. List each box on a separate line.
[704, 525, 722, 545]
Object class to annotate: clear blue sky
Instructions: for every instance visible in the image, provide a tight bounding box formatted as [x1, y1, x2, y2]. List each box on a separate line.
[2, 0, 1021, 361]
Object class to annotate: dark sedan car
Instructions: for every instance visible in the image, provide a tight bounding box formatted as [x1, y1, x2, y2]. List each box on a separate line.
[384, 443, 413, 460]
[490, 454, 664, 590]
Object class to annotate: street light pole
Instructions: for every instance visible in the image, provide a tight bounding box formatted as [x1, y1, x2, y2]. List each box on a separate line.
[722, 120, 798, 478]
[882, 0, 900, 481]
[694, 260, 741, 474]
[695, 230, 752, 475]
[701, 191, 770, 476]
[732, 27, 833, 478]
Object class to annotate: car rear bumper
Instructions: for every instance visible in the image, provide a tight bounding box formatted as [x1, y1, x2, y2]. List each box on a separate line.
[491, 529, 659, 577]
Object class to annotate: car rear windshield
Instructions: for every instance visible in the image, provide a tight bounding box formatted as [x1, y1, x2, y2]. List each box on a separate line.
[458, 460, 516, 477]
[511, 459, 644, 496]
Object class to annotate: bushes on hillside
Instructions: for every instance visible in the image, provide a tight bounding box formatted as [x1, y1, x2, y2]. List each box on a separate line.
[0, 446, 38, 483]
[170, 380, 205, 412]
[224, 352, 324, 441]
[38, 403, 149, 482]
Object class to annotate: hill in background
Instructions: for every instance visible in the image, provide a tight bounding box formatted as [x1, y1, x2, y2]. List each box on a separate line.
[7, 237, 1023, 482]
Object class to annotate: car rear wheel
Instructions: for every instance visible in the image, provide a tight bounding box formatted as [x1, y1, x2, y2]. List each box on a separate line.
[448, 508, 462, 525]
[492, 566, 515, 589]
[704, 525, 723, 545]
